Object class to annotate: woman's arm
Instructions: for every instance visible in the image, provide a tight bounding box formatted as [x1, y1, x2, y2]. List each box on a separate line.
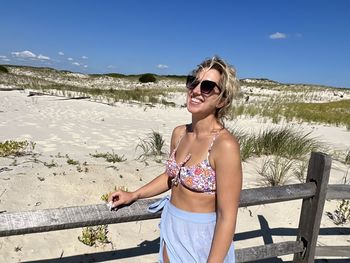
[207, 132, 242, 262]
[108, 125, 185, 209]
[108, 172, 171, 209]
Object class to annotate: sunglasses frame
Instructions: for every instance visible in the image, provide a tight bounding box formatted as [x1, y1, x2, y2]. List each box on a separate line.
[186, 75, 222, 95]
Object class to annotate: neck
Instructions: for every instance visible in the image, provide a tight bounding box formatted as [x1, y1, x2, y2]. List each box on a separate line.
[190, 115, 222, 136]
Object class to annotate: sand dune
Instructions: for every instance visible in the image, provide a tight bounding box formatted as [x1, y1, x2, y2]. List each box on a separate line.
[0, 88, 349, 262]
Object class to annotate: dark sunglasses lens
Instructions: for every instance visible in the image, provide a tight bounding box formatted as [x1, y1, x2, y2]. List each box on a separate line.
[186, 76, 197, 89]
[200, 81, 216, 94]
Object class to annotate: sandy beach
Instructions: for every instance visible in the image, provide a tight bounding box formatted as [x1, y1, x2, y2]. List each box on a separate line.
[0, 87, 349, 262]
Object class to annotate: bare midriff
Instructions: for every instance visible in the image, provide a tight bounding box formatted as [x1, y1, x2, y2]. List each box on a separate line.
[170, 183, 216, 213]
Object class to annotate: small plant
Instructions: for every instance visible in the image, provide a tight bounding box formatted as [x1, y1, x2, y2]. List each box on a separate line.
[77, 161, 89, 173]
[67, 157, 79, 165]
[258, 155, 295, 186]
[136, 131, 166, 160]
[0, 65, 8, 73]
[326, 200, 350, 225]
[55, 152, 65, 158]
[345, 150, 350, 165]
[78, 225, 110, 246]
[101, 185, 128, 202]
[43, 159, 58, 168]
[90, 150, 126, 163]
[293, 159, 308, 183]
[0, 140, 34, 157]
[139, 73, 156, 83]
[326, 173, 350, 225]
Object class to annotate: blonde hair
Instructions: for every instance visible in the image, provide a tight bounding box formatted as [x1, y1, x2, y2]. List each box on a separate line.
[191, 56, 240, 120]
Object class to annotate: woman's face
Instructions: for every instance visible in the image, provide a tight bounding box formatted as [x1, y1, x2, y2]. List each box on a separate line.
[186, 68, 222, 116]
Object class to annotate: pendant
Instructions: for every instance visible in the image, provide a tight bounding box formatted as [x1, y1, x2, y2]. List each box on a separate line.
[172, 177, 179, 186]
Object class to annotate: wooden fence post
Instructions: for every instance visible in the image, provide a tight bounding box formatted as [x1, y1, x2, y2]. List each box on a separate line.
[293, 152, 332, 263]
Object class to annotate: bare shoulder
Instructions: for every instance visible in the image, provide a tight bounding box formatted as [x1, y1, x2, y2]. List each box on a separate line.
[170, 124, 187, 148]
[214, 129, 240, 153]
[173, 124, 187, 136]
[172, 124, 187, 139]
[211, 128, 242, 178]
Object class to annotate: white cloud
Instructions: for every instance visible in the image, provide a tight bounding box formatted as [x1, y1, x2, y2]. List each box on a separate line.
[107, 65, 115, 69]
[11, 50, 36, 59]
[58, 51, 64, 56]
[67, 57, 73, 61]
[157, 64, 169, 69]
[37, 54, 50, 60]
[0, 55, 9, 61]
[269, 32, 287, 39]
[11, 50, 51, 61]
[82, 56, 88, 59]
[72, 62, 80, 66]
[83, 65, 88, 68]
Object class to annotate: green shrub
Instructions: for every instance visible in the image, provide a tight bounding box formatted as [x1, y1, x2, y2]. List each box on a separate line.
[139, 73, 156, 83]
[0, 65, 8, 73]
[0, 140, 35, 157]
[78, 225, 109, 246]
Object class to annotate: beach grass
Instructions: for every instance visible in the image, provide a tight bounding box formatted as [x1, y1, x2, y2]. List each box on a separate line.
[258, 155, 295, 186]
[231, 126, 321, 161]
[230, 98, 350, 128]
[90, 151, 127, 163]
[136, 131, 166, 161]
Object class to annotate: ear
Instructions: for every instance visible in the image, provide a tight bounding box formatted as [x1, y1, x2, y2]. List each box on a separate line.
[216, 97, 227, 109]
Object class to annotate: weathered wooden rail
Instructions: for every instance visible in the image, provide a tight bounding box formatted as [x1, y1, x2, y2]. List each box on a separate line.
[1, 152, 349, 262]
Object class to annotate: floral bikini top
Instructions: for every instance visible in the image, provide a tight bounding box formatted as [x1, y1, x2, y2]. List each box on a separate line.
[165, 132, 220, 194]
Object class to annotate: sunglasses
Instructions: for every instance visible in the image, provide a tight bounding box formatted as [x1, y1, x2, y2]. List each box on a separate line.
[186, 75, 221, 95]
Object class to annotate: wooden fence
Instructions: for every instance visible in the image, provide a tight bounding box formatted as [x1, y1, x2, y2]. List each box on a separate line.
[0, 152, 349, 262]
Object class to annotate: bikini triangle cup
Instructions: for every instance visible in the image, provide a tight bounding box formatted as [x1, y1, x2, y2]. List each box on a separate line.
[166, 131, 221, 193]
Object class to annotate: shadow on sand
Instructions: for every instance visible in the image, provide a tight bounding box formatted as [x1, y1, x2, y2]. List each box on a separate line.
[23, 215, 349, 262]
[23, 238, 160, 263]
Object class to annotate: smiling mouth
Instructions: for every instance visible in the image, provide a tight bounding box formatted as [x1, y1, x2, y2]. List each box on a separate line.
[190, 97, 203, 104]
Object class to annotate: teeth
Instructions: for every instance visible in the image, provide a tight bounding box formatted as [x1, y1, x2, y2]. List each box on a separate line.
[191, 97, 201, 103]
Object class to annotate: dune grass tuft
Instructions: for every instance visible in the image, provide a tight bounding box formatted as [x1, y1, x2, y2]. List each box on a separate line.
[258, 156, 295, 186]
[136, 131, 166, 161]
[231, 126, 321, 161]
[90, 150, 127, 163]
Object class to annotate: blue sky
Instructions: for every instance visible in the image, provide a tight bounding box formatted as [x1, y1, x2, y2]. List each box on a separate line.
[1, 0, 349, 88]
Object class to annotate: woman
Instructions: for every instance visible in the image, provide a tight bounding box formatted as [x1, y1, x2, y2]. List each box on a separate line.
[108, 56, 242, 262]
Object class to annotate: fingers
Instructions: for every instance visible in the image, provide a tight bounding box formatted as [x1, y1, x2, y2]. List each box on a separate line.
[107, 191, 128, 209]
[107, 191, 120, 203]
[107, 190, 136, 211]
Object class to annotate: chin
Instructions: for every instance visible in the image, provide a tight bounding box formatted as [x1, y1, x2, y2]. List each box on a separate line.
[187, 104, 203, 115]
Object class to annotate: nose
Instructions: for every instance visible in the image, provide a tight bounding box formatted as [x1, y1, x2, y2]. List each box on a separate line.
[191, 82, 201, 95]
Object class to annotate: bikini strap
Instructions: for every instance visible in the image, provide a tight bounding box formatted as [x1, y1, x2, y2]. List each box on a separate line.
[172, 132, 192, 165]
[208, 130, 221, 153]
[174, 134, 185, 151]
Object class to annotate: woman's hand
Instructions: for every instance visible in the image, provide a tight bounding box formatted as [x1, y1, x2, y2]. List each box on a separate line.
[107, 190, 137, 210]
